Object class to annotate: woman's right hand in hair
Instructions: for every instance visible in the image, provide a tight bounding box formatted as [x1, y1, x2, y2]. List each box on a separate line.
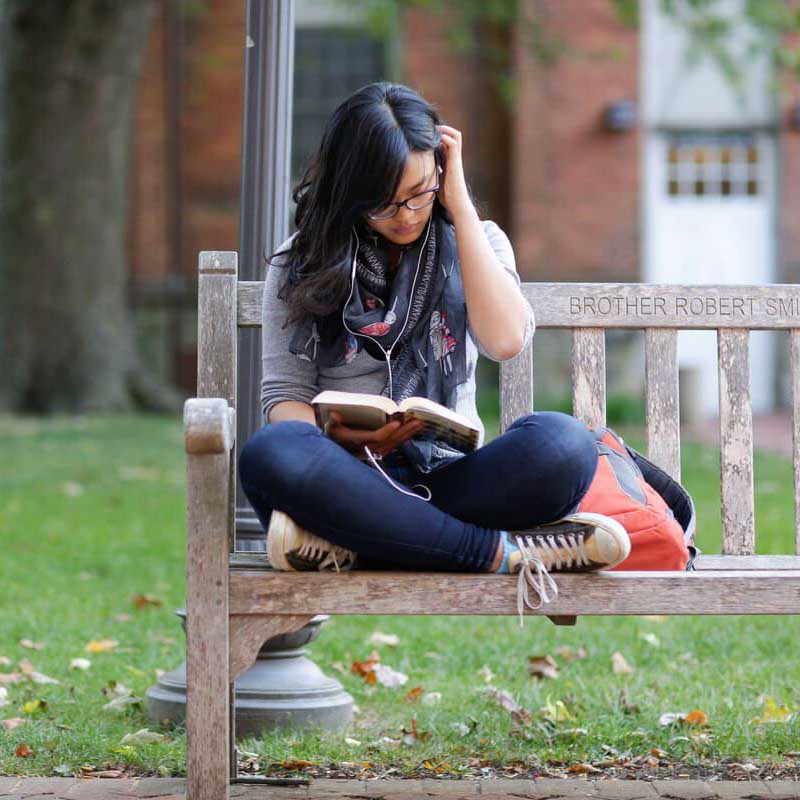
[324, 411, 425, 460]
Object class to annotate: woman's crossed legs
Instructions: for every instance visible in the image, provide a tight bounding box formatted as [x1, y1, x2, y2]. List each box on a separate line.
[238, 411, 598, 573]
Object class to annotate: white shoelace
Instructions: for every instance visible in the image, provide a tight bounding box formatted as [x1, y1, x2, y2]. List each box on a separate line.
[512, 532, 591, 626]
[295, 534, 356, 572]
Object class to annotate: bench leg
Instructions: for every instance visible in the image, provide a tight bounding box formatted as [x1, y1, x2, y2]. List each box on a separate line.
[548, 615, 578, 626]
[186, 441, 232, 800]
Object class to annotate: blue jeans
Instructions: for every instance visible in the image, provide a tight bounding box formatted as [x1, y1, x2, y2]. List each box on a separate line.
[238, 411, 598, 573]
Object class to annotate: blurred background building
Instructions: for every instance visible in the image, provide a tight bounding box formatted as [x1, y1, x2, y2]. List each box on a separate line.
[127, 0, 800, 420]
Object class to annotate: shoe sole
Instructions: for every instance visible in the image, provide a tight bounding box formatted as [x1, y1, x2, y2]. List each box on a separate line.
[266, 509, 297, 571]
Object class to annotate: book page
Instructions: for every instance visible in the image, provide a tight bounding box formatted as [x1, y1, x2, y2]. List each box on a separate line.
[312, 390, 398, 431]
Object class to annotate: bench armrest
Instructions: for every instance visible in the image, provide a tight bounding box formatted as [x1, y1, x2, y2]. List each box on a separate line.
[184, 397, 236, 455]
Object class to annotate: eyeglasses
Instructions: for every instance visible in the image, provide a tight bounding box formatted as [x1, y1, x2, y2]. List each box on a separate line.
[365, 166, 442, 220]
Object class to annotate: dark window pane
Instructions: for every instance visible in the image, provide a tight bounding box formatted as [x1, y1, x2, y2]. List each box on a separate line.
[292, 27, 386, 185]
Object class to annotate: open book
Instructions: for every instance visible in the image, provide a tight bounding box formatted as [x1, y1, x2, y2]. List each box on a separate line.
[312, 390, 480, 454]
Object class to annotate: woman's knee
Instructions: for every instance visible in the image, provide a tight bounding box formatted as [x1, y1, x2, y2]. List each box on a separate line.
[509, 411, 598, 495]
[238, 420, 322, 494]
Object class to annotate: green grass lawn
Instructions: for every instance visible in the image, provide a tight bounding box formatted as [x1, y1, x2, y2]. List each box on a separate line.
[0, 413, 798, 779]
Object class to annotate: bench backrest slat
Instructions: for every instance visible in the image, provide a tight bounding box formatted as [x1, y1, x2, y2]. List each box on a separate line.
[717, 329, 755, 555]
[572, 329, 606, 428]
[644, 329, 681, 481]
[499, 348, 533, 434]
[198, 252, 239, 553]
[792, 331, 800, 556]
[227, 271, 800, 556]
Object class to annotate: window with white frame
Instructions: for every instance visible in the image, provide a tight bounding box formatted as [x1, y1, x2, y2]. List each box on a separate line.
[666, 133, 761, 198]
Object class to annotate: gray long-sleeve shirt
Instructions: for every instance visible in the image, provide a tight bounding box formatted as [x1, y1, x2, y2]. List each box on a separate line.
[260, 219, 535, 450]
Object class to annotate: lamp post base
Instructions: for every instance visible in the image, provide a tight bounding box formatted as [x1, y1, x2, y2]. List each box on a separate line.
[146, 611, 353, 736]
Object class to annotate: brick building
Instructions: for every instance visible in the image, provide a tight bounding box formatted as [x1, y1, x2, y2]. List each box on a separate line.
[128, 0, 800, 413]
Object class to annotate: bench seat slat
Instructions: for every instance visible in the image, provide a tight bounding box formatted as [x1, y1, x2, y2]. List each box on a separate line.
[229, 552, 800, 571]
[229, 570, 800, 616]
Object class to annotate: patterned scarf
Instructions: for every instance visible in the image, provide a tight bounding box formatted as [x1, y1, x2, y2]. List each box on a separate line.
[288, 212, 469, 467]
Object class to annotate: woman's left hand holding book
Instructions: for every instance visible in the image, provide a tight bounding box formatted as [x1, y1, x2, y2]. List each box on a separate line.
[324, 411, 425, 461]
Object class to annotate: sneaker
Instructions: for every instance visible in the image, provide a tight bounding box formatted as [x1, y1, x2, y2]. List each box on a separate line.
[266, 509, 357, 572]
[507, 512, 631, 621]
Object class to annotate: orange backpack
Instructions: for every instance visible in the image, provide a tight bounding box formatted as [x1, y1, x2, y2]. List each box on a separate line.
[576, 426, 697, 571]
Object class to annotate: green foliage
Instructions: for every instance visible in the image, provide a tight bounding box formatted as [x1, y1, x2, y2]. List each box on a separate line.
[338, 0, 800, 108]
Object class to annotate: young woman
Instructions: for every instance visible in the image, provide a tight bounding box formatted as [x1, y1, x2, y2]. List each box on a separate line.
[238, 82, 630, 610]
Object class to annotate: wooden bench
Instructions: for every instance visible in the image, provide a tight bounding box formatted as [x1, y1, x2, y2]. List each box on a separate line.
[184, 250, 800, 800]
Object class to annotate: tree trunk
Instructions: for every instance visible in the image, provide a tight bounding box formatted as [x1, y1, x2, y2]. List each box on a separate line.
[0, 0, 182, 413]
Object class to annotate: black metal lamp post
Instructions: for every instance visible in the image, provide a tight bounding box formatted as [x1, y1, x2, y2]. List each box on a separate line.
[147, 0, 352, 737]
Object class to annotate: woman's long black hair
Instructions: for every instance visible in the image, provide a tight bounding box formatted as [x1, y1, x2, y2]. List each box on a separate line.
[268, 81, 446, 328]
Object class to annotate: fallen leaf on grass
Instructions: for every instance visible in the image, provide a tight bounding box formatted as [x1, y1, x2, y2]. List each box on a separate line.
[683, 709, 709, 726]
[421, 691, 441, 705]
[553, 727, 587, 740]
[30, 670, 60, 685]
[351, 650, 380, 684]
[478, 664, 494, 683]
[132, 593, 163, 609]
[750, 696, 795, 725]
[0, 656, 10, 666]
[102, 682, 142, 712]
[23, 699, 46, 714]
[3, 717, 25, 730]
[374, 664, 408, 688]
[405, 686, 424, 702]
[640, 632, 660, 647]
[527, 654, 559, 680]
[400, 718, 430, 745]
[112, 614, 132, 623]
[729, 763, 759, 779]
[120, 728, 168, 746]
[568, 762, 600, 774]
[553, 645, 586, 661]
[611, 651, 634, 674]
[344, 737, 361, 746]
[659, 711, 688, 726]
[282, 759, 313, 770]
[485, 688, 529, 718]
[86, 638, 119, 653]
[70, 658, 91, 671]
[641, 615, 668, 623]
[539, 696, 574, 723]
[61, 481, 84, 497]
[423, 651, 443, 661]
[20, 639, 45, 650]
[0, 688, 7, 707]
[367, 631, 399, 647]
[15, 743, 33, 758]
[0, 672, 22, 685]
[104, 697, 138, 714]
